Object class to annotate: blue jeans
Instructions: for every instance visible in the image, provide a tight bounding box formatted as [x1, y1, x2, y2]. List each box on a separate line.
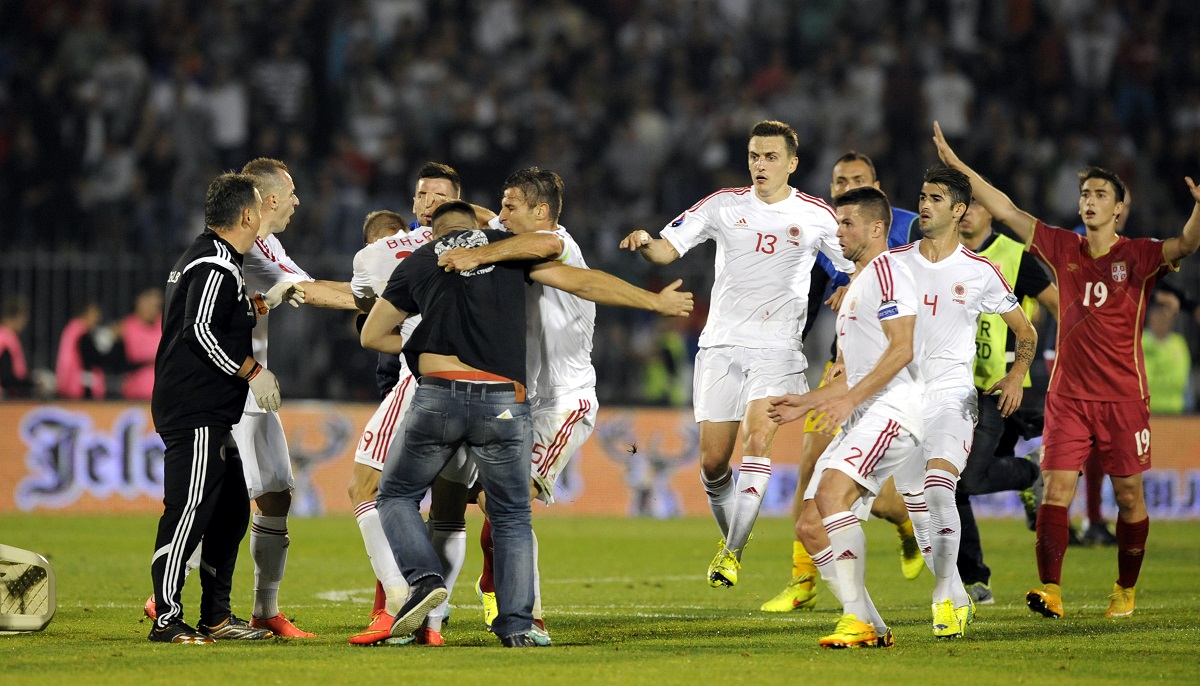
[377, 379, 535, 638]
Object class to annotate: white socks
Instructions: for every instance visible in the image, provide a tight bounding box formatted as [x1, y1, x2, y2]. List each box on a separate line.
[902, 494, 935, 574]
[251, 514, 289, 619]
[701, 468, 735, 539]
[725, 457, 770, 559]
[924, 469, 968, 607]
[355, 502, 408, 615]
[427, 518, 467, 629]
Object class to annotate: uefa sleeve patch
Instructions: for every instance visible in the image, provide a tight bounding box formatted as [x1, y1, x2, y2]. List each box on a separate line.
[878, 305, 899, 319]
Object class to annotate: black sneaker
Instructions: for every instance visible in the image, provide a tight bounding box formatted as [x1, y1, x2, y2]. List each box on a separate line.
[501, 632, 537, 648]
[1081, 520, 1118, 547]
[200, 615, 274, 640]
[149, 620, 215, 644]
[390, 577, 448, 639]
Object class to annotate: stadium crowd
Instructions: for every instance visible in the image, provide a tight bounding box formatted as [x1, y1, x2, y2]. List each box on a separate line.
[0, 0, 1198, 405]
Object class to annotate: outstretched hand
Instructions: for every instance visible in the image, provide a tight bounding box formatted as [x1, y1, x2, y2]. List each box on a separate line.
[620, 229, 653, 252]
[265, 281, 306, 309]
[931, 121, 962, 169]
[656, 279, 694, 317]
[766, 394, 813, 425]
[1186, 176, 1200, 204]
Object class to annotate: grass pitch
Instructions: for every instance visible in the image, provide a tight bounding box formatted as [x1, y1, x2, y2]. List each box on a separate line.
[1, 513, 1198, 685]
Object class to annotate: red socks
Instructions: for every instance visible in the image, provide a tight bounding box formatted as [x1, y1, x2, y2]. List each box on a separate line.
[1116, 517, 1149, 588]
[372, 580, 386, 614]
[1035, 504, 1070, 585]
[479, 517, 495, 593]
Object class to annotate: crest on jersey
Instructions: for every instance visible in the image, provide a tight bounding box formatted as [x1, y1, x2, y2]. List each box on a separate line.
[952, 281, 967, 304]
[786, 224, 802, 246]
[1112, 261, 1127, 282]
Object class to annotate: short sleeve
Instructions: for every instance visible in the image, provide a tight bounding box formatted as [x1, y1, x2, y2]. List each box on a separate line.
[382, 263, 419, 314]
[350, 249, 373, 299]
[979, 267, 1020, 315]
[875, 255, 917, 321]
[660, 194, 720, 257]
[1028, 220, 1077, 266]
[1133, 237, 1173, 277]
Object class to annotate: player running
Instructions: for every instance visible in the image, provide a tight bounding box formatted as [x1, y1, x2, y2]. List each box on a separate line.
[621, 120, 853, 588]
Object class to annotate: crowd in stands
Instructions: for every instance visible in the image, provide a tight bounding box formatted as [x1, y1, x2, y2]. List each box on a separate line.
[1, 0, 1197, 406]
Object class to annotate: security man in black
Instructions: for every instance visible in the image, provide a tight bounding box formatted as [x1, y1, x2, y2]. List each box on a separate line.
[149, 173, 300, 644]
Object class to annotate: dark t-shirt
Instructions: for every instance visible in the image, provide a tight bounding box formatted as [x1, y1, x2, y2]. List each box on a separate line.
[382, 229, 534, 385]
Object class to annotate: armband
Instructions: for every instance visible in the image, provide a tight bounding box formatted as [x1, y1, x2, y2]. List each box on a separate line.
[252, 294, 269, 316]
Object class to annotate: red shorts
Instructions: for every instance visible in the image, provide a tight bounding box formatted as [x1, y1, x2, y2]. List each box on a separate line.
[1041, 393, 1152, 476]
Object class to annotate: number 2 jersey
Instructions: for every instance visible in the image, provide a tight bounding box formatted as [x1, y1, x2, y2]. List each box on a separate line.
[1029, 220, 1175, 401]
[661, 186, 854, 354]
[836, 252, 924, 439]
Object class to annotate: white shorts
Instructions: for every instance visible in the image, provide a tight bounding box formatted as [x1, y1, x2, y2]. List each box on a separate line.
[693, 346, 807, 423]
[530, 392, 598, 505]
[232, 410, 293, 500]
[354, 374, 476, 486]
[804, 406, 920, 518]
[893, 386, 977, 493]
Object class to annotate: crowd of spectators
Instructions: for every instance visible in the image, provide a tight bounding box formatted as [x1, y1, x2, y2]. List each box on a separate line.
[1, 0, 1198, 406]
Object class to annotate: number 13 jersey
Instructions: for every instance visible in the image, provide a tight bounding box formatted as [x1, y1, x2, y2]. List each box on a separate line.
[661, 186, 854, 353]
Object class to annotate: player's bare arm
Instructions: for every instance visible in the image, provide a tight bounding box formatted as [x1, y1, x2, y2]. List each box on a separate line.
[988, 307, 1037, 417]
[359, 297, 409, 355]
[1162, 177, 1200, 266]
[472, 203, 497, 227]
[767, 375, 849, 426]
[619, 230, 681, 265]
[813, 314, 916, 433]
[438, 232, 564, 273]
[1036, 284, 1060, 323]
[530, 262, 694, 316]
[932, 121, 1038, 242]
[302, 280, 357, 309]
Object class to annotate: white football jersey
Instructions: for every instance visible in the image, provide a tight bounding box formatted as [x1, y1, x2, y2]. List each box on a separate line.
[351, 228, 433, 347]
[243, 234, 313, 364]
[487, 217, 597, 400]
[836, 251, 924, 438]
[525, 227, 596, 400]
[889, 242, 1019, 392]
[661, 186, 853, 354]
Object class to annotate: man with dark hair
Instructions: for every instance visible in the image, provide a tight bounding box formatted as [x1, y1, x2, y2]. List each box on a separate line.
[767, 185, 920, 649]
[888, 166, 1036, 638]
[361, 201, 692, 647]
[437, 166, 691, 644]
[764, 150, 923, 614]
[345, 163, 493, 646]
[149, 173, 302, 644]
[934, 122, 1200, 619]
[621, 120, 854, 590]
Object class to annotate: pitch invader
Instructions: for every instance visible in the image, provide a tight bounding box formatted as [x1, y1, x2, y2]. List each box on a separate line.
[621, 120, 854, 588]
[769, 186, 922, 648]
[934, 122, 1200, 619]
[889, 166, 1036, 638]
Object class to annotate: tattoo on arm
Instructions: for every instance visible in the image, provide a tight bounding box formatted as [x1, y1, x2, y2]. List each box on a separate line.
[1014, 337, 1036, 368]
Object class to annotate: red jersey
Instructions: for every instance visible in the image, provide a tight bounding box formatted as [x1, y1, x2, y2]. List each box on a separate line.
[1029, 221, 1174, 401]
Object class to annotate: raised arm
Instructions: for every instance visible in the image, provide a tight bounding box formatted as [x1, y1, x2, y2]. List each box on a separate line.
[619, 229, 681, 265]
[360, 297, 409, 355]
[1163, 177, 1200, 266]
[933, 121, 1040, 242]
[438, 232, 564, 273]
[529, 262, 693, 316]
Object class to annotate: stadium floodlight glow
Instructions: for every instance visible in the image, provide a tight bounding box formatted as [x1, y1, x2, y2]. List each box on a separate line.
[0, 544, 56, 633]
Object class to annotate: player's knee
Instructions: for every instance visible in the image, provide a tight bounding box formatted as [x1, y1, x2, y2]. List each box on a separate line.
[1112, 485, 1143, 512]
[255, 490, 291, 516]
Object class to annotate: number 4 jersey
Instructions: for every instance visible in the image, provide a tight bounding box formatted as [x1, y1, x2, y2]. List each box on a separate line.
[1029, 220, 1176, 401]
[661, 186, 854, 353]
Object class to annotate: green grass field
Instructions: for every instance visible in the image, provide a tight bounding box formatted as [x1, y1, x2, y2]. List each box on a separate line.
[2, 513, 1198, 685]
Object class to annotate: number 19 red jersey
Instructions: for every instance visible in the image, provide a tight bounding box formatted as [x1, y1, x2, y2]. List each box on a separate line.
[1029, 221, 1175, 401]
